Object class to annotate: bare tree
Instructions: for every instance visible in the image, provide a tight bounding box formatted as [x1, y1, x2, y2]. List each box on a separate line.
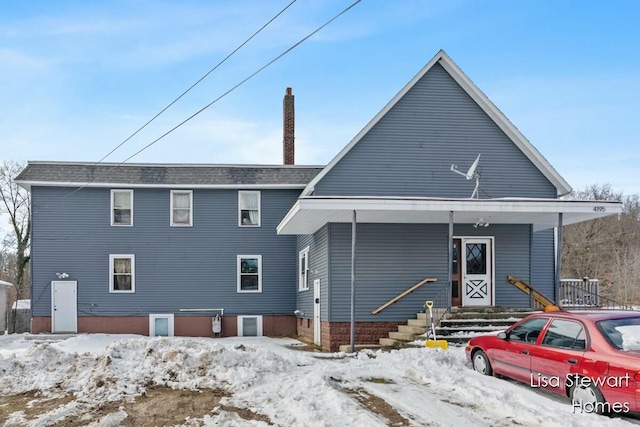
[0, 161, 30, 301]
[562, 184, 640, 304]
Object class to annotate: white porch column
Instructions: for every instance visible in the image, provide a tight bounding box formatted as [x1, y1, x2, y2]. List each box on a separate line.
[350, 210, 357, 352]
[448, 211, 454, 309]
[555, 213, 563, 305]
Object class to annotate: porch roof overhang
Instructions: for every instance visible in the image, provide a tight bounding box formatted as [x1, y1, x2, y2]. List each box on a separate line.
[276, 196, 623, 235]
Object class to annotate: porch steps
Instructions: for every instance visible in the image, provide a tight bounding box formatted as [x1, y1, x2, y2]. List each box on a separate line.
[436, 307, 538, 344]
[379, 307, 538, 347]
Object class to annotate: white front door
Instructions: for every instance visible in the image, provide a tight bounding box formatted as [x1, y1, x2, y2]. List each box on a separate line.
[313, 279, 321, 346]
[52, 281, 77, 333]
[461, 238, 493, 306]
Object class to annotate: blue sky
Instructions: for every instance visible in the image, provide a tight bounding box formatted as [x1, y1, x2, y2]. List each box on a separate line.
[1, 0, 639, 195]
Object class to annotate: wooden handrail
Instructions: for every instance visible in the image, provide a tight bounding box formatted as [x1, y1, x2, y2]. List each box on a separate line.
[507, 275, 555, 308]
[371, 277, 437, 315]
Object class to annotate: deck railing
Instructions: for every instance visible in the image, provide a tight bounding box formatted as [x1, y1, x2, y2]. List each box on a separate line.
[560, 279, 634, 310]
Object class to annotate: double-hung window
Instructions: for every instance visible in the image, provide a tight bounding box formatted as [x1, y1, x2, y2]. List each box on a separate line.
[111, 189, 133, 226]
[299, 247, 309, 291]
[171, 190, 193, 226]
[238, 191, 260, 227]
[238, 255, 262, 293]
[109, 254, 135, 293]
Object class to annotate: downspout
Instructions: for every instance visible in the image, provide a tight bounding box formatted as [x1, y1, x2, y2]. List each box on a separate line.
[555, 213, 564, 305]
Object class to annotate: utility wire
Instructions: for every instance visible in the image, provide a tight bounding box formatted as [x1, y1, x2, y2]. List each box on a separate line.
[96, 0, 298, 165]
[120, 0, 362, 164]
[30, 0, 362, 216]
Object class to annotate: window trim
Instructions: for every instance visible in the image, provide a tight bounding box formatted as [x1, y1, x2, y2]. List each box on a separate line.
[237, 315, 263, 337]
[109, 254, 135, 293]
[299, 246, 310, 292]
[238, 190, 261, 227]
[237, 255, 262, 293]
[110, 189, 134, 226]
[149, 313, 175, 337]
[170, 190, 193, 227]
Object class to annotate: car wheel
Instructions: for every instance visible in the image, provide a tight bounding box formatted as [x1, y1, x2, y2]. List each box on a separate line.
[571, 378, 607, 415]
[472, 350, 492, 376]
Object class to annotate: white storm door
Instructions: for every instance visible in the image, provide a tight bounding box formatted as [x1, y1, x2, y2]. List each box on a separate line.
[52, 281, 78, 333]
[313, 279, 321, 346]
[461, 239, 493, 307]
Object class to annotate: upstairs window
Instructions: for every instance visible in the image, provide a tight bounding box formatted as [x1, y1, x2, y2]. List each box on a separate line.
[238, 191, 260, 227]
[238, 255, 262, 293]
[171, 190, 193, 226]
[109, 254, 135, 293]
[111, 189, 133, 226]
[299, 247, 309, 291]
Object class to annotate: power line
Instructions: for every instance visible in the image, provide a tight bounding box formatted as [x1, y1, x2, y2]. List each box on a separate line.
[96, 0, 298, 165]
[120, 0, 362, 164]
[29, 0, 362, 215]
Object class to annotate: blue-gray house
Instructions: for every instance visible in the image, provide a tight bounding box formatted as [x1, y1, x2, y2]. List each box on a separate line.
[16, 50, 620, 350]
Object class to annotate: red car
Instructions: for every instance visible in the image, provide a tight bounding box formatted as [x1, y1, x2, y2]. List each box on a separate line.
[465, 310, 640, 415]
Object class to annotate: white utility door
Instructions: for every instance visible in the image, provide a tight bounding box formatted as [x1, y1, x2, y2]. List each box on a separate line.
[461, 238, 493, 306]
[313, 279, 321, 346]
[51, 281, 78, 333]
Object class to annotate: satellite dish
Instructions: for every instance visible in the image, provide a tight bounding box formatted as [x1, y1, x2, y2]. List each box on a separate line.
[466, 154, 481, 180]
[450, 154, 482, 198]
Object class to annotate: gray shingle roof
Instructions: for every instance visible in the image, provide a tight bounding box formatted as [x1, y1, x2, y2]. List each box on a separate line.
[15, 162, 324, 188]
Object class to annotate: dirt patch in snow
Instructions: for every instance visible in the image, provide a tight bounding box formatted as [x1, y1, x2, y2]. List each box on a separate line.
[55, 387, 229, 426]
[0, 386, 274, 426]
[346, 387, 411, 426]
[0, 390, 75, 422]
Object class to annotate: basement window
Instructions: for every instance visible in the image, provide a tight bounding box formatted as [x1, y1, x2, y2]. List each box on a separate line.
[238, 315, 263, 337]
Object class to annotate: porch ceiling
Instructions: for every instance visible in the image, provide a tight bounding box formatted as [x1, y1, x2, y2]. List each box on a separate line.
[276, 196, 623, 235]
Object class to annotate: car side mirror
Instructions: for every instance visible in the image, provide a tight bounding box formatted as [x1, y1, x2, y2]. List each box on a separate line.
[497, 331, 507, 340]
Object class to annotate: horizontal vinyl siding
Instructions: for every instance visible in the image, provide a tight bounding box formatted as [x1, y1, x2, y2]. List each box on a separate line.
[531, 229, 556, 302]
[295, 225, 329, 321]
[314, 63, 557, 199]
[329, 223, 449, 322]
[31, 186, 300, 317]
[326, 223, 534, 321]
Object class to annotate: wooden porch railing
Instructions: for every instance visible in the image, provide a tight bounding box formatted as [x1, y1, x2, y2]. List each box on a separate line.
[507, 275, 555, 309]
[371, 277, 437, 315]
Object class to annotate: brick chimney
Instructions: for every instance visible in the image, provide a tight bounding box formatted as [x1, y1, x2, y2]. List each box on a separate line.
[283, 87, 295, 165]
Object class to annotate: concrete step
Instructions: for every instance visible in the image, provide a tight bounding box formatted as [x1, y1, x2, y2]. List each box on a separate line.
[445, 311, 537, 320]
[389, 331, 416, 341]
[417, 312, 427, 321]
[379, 337, 399, 347]
[436, 325, 506, 337]
[439, 318, 517, 328]
[398, 325, 426, 335]
[408, 318, 429, 327]
[451, 306, 538, 314]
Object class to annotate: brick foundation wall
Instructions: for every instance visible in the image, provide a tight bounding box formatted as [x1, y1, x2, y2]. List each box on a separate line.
[296, 318, 314, 342]
[32, 315, 296, 337]
[321, 321, 404, 351]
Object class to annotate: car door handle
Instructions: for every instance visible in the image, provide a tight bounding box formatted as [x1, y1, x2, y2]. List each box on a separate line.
[521, 350, 529, 355]
[567, 358, 578, 365]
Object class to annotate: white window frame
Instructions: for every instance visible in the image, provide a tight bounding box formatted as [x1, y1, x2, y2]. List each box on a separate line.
[238, 190, 261, 227]
[237, 315, 263, 337]
[110, 189, 133, 226]
[299, 246, 310, 291]
[170, 190, 193, 227]
[237, 255, 262, 293]
[109, 254, 135, 293]
[149, 313, 174, 337]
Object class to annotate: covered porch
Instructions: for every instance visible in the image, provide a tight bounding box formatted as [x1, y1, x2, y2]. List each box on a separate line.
[278, 196, 622, 350]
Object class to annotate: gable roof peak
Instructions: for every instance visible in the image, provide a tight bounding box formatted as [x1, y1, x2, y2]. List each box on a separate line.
[302, 50, 571, 197]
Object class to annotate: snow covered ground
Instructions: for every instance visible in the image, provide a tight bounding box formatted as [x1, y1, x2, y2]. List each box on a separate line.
[0, 334, 638, 426]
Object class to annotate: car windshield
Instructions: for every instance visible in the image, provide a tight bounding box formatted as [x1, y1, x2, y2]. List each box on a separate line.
[596, 317, 640, 351]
